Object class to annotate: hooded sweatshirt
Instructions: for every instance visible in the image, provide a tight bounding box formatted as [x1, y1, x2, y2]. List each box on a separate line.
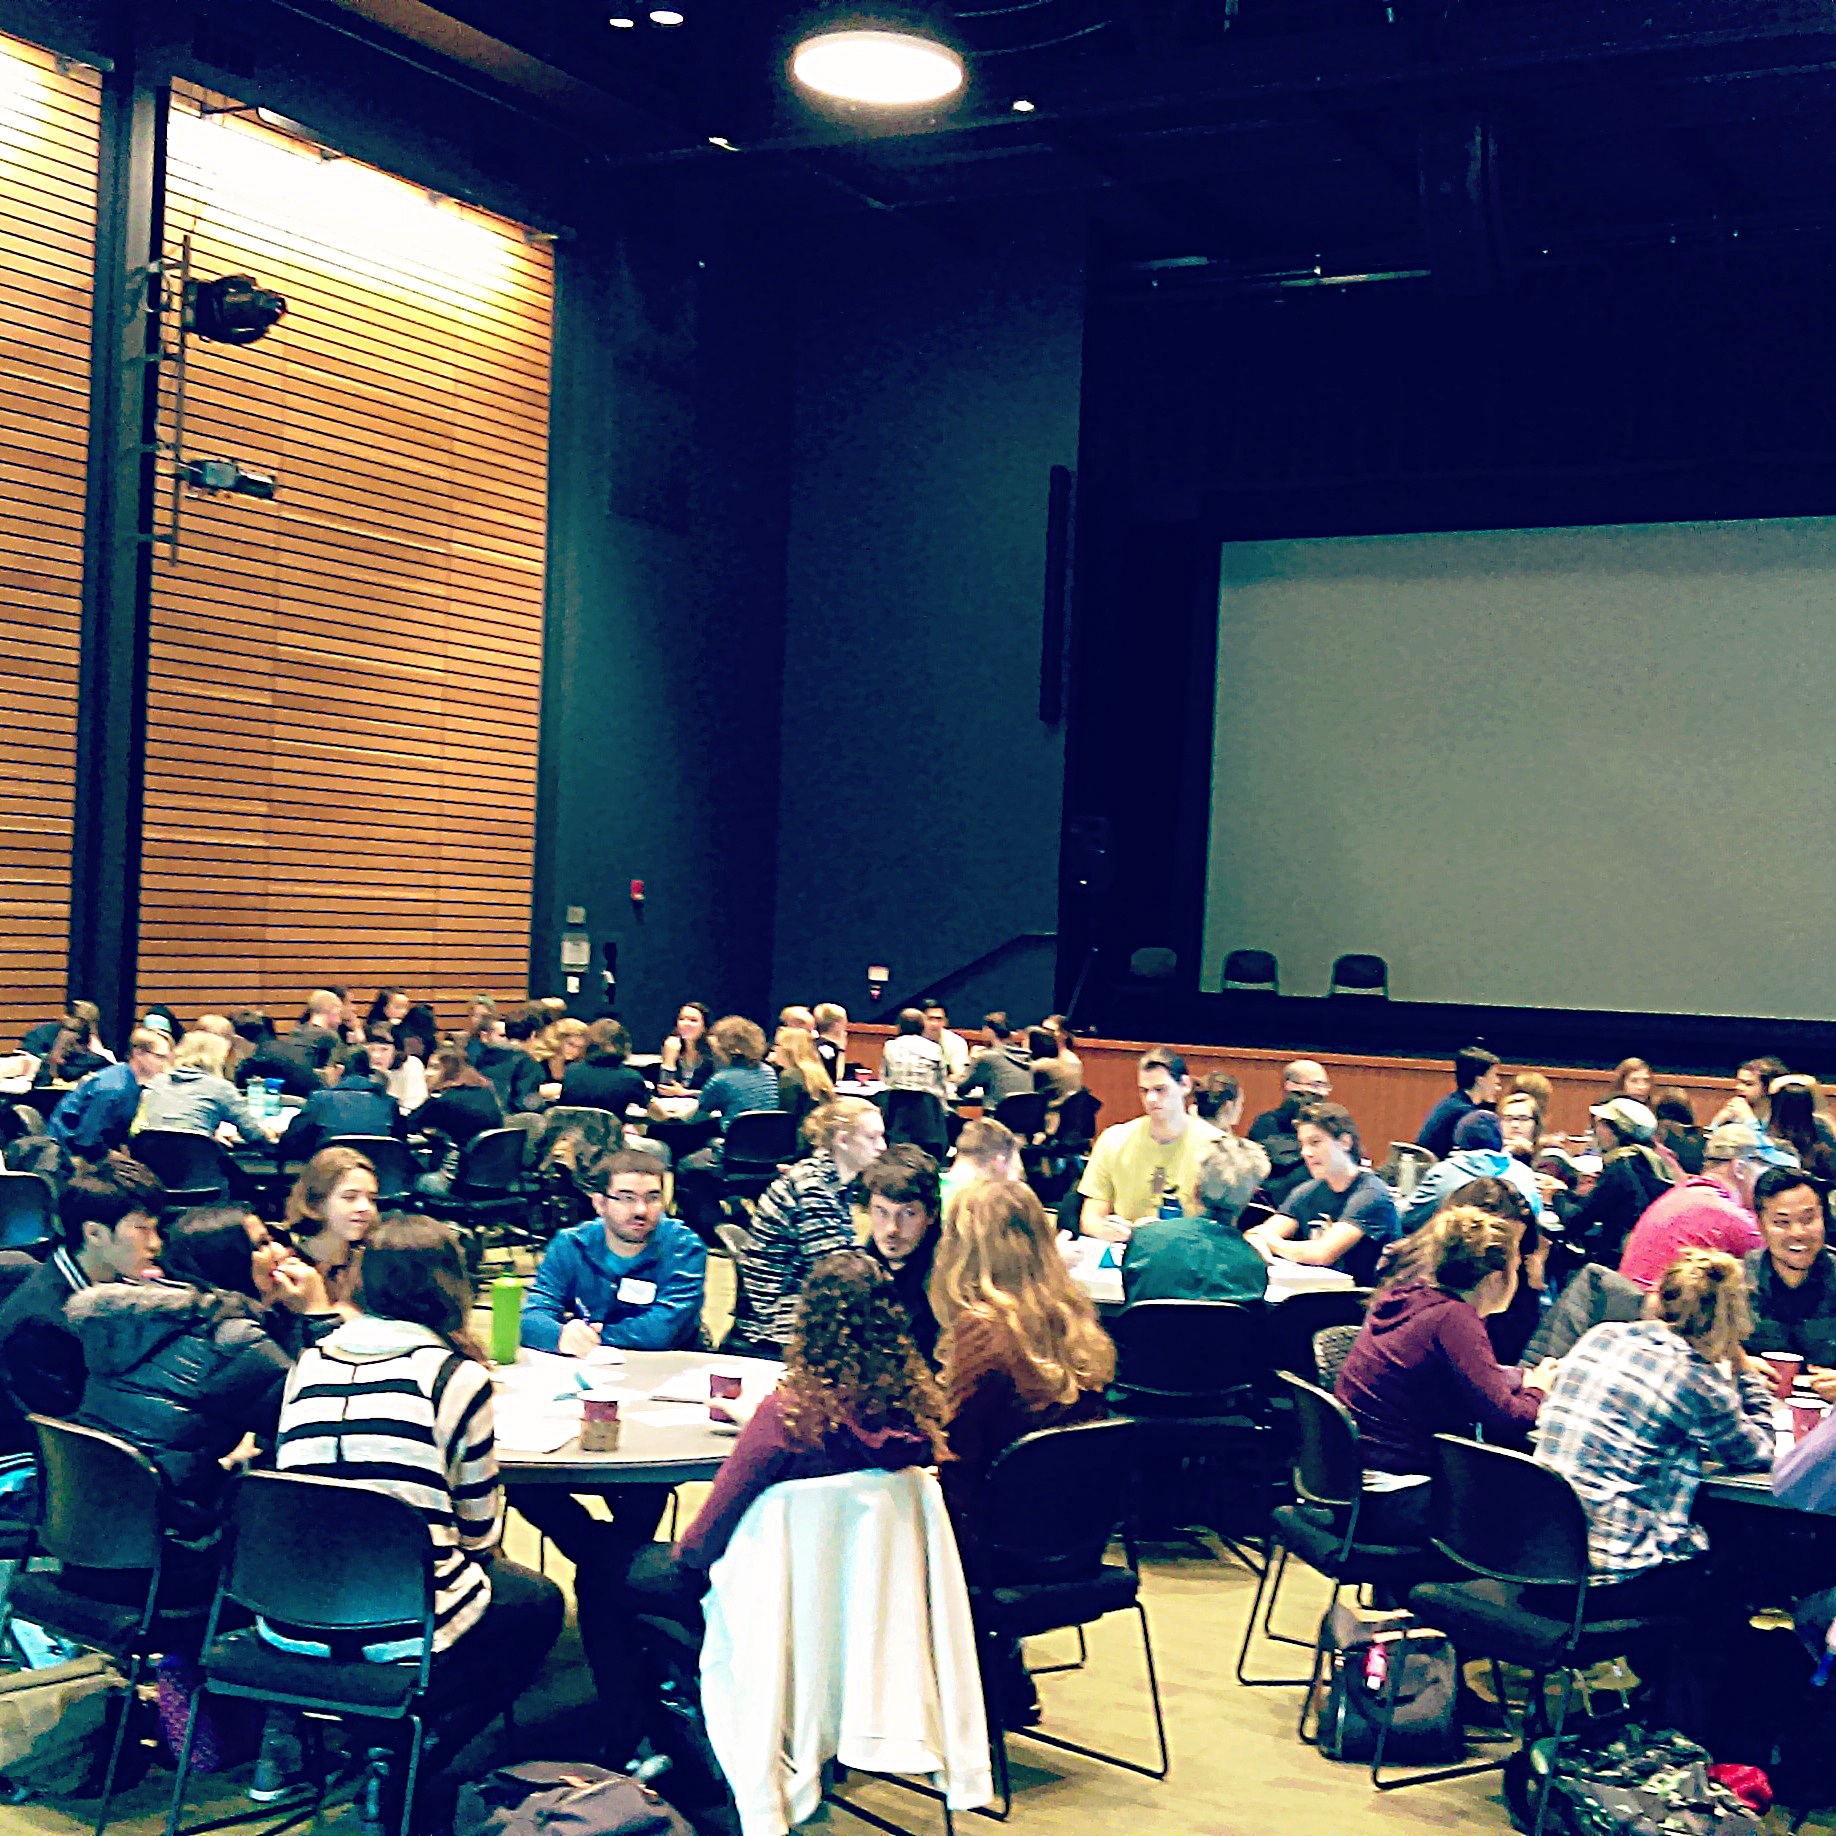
[1399, 1148, 1547, 1231]
[1333, 1280, 1541, 1475]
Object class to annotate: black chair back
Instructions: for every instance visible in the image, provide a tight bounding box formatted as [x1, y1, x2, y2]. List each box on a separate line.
[30, 1416, 165, 1570]
[1277, 1373, 1362, 1512]
[1222, 949, 1279, 994]
[1329, 953, 1389, 998]
[324, 1135, 422, 1203]
[454, 1128, 526, 1196]
[722, 1108, 799, 1172]
[978, 1418, 1143, 1581]
[1110, 1299, 1266, 1411]
[130, 1129, 233, 1201]
[992, 1091, 1049, 1140]
[2, 1102, 47, 1141]
[1429, 1433, 1591, 1588]
[223, 1471, 434, 1640]
[881, 1089, 947, 1158]
[1049, 1089, 1102, 1155]
[0, 1249, 41, 1308]
[1265, 1287, 1372, 1379]
[0, 1171, 55, 1250]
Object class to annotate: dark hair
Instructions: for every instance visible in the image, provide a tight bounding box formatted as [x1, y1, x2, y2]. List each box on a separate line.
[1026, 1027, 1056, 1060]
[586, 1018, 631, 1063]
[59, 1155, 164, 1254]
[341, 1048, 374, 1079]
[355, 1214, 484, 1360]
[983, 1012, 1011, 1041]
[858, 1144, 940, 1213]
[161, 1206, 262, 1300]
[398, 1003, 438, 1055]
[896, 1008, 927, 1037]
[143, 1003, 182, 1037]
[1192, 1071, 1242, 1122]
[1741, 1055, 1789, 1088]
[428, 1045, 489, 1090]
[1453, 1047, 1501, 1093]
[1138, 1045, 1189, 1083]
[709, 1014, 766, 1068]
[580, 1146, 667, 1194]
[365, 987, 407, 1027]
[1297, 1100, 1361, 1160]
[1447, 1174, 1540, 1259]
[1653, 1088, 1697, 1127]
[1767, 1083, 1833, 1177]
[503, 1005, 539, 1043]
[365, 1023, 396, 1049]
[1754, 1165, 1827, 1216]
[921, 1001, 947, 1017]
[670, 1002, 711, 1063]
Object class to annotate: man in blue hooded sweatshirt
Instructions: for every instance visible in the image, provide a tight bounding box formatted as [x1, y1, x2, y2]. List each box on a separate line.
[1400, 1108, 1548, 1231]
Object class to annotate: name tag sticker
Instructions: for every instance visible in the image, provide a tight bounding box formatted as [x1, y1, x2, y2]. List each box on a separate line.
[616, 1277, 658, 1306]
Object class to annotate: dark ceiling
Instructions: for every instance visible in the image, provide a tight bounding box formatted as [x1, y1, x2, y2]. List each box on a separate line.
[306, 0, 1836, 278]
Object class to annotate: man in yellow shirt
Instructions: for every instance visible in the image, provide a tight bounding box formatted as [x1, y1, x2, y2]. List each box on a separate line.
[1078, 1047, 1222, 1242]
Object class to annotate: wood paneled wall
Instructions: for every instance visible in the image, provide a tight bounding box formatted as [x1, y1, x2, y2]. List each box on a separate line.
[137, 91, 552, 1027]
[0, 37, 100, 1041]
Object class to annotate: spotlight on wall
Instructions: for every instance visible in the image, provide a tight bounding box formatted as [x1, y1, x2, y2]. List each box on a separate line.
[790, 26, 965, 106]
[177, 457, 278, 499]
[188, 273, 287, 345]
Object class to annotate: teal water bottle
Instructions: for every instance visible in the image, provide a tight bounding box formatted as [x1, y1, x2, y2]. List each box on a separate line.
[489, 1275, 525, 1366]
[1157, 1184, 1183, 1220]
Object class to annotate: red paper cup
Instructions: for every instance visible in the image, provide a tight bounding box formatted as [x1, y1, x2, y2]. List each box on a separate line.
[1791, 1401, 1827, 1443]
[581, 1394, 621, 1451]
[710, 1373, 743, 1401]
[1763, 1352, 1804, 1398]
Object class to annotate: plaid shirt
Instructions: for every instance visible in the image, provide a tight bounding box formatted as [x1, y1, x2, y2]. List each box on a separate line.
[1534, 1319, 1774, 1579]
[740, 1151, 856, 1348]
[880, 1033, 949, 1101]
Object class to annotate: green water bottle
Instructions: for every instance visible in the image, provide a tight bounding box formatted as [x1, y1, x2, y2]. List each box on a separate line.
[489, 1275, 525, 1366]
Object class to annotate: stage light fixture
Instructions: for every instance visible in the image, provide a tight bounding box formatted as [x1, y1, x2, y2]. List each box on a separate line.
[790, 26, 964, 106]
[189, 273, 287, 345]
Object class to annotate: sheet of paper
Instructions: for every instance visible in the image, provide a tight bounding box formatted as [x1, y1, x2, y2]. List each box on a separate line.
[649, 1361, 783, 1403]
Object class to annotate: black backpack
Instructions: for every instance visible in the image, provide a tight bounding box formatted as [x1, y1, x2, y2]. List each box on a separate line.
[452, 1762, 694, 1836]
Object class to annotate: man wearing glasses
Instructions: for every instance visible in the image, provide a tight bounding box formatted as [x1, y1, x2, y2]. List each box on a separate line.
[1247, 1059, 1333, 1207]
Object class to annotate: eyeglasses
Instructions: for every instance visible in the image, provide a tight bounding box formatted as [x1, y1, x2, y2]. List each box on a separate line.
[607, 1188, 663, 1206]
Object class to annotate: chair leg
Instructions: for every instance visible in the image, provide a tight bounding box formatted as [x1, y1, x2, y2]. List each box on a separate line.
[1235, 1544, 1320, 1687]
[1009, 1606, 1170, 1784]
[1529, 1669, 1578, 1836]
[163, 1672, 205, 1836]
[1027, 1623, 1087, 1678]
[1296, 1612, 1333, 1745]
[94, 1646, 146, 1836]
[397, 1717, 426, 1836]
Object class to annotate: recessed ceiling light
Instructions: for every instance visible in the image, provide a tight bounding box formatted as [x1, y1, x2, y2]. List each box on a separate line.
[609, 13, 636, 24]
[649, 7, 684, 22]
[708, 135, 736, 150]
[790, 28, 965, 106]
[1011, 98, 1035, 113]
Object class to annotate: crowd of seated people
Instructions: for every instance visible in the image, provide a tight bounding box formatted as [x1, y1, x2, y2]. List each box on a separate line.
[15, 990, 1836, 1832]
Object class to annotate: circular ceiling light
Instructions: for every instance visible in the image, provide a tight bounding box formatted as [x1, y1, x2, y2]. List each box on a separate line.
[790, 28, 965, 106]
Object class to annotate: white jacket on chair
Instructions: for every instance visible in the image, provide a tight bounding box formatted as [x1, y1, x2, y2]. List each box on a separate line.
[699, 1466, 992, 1836]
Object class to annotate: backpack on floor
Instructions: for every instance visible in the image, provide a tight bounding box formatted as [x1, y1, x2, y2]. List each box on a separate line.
[1510, 1723, 1764, 1835]
[1314, 1599, 1461, 1764]
[452, 1762, 695, 1836]
[0, 1657, 155, 1800]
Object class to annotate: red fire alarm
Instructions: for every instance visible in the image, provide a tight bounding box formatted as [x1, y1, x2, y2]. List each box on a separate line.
[629, 879, 645, 906]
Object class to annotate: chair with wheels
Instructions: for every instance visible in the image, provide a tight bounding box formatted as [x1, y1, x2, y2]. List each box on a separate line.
[881, 1091, 948, 1161]
[0, 1170, 56, 1251]
[990, 1092, 1048, 1143]
[1380, 1434, 1690, 1821]
[1021, 1090, 1102, 1204]
[716, 1110, 800, 1214]
[3, 1418, 210, 1836]
[321, 1136, 423, 1206]
[419, 1128, 533, 1275]
[1236, 1375, 1428, 1698]
[1329, 953, 1389, 998]
[164, 1470, 437, 1836]
[1221, 949, 1279, 994]
[969, 1418, 1167, 1816]
[129, 1130, 235, 1211]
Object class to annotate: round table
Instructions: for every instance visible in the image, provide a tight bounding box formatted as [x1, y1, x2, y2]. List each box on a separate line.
[493, 1347, 780, 1487]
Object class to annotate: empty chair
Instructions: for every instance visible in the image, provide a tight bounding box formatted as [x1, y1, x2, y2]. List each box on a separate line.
[1221, 949, 1279, 994]
[323, 1135, 424, 1205]
[1126, 947, 1178, 983]
[1264, 1287, 1372, 1382]
[882, 1089, 948, 1161]
[990, 1090, 1048, 1142]
[128, 1130, 234, 1210]
[0, 1170, 56, 1251]
[1329, 953, 1389, 998]
[717, 1109, 800, 1212]
[419, 1127, 532, 1272]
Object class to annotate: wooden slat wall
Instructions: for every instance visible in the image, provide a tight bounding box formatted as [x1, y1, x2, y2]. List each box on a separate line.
[0, 37, 100, 1042]
[139, 93, 552, 1027]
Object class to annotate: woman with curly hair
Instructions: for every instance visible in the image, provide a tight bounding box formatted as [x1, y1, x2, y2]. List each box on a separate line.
[598, 1252, 944, 1769]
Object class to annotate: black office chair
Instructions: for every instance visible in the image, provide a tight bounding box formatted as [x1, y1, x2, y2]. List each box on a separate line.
[1385, 1435, 1689, 1822]
[1264, 1287, 1372, 1381]
[2, 1100, 47, 1141]
[0, 1170, 56, 1251]
[5, 1418, 209, 1836]
[130, 1130, 235, 1211]
[991, 1091, 1048, 1142]
[880, 1090, 948, 1160]
[1125, 946, 1178, 984]
[420, 1128, 533, 1275]
[323, 1135, 424, 1206]
[716, 1109, 800, 1211]
[165, 1471, 437, 1836]
[972, 1418, 1168, 1816]
[1109, 1301, 1272, 1563]
[1237, 1375, 1428, 1702]
[1329, 953, 1390, 998]
[1221, 949, 1279, 994]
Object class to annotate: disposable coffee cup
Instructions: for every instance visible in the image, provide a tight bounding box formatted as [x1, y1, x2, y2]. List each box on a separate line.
[710, 1373, 743, 1401]
[1791, 1400, 1827, 1443]
[581, 1394, 621, 1452]
[1763, 1352, 1804, 1398]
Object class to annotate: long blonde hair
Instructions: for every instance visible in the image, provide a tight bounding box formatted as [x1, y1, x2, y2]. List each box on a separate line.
[774, 1025, 834, 1103]
[930, 1181, 1115, 1404]
[172, 1030, 230, 1077]
[1647, 1247, 1753, 1364]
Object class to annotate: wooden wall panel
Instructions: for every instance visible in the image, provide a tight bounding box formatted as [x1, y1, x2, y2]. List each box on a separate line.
[0, 37, 99, 1043]
[138, 93, 552, 1027]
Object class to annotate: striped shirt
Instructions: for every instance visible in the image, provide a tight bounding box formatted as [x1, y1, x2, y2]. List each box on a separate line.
[741, 1151, 856, 1349]
[1534, 1318, 1773, 1580]
[275, 1317, 500, 1653]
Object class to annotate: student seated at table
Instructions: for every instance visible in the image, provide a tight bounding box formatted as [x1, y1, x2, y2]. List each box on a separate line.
[1568, 1096, 1677, 1265]
[270, 1216, 564, 1828]
[773, 1023, 834, 1135]
[367, 1023, 427, 1115]
[860, 1144, 944, 1363]
[655, 1001, 715, 1095]
[1398, 1109, 1546, 1232]
[408, 1046, 505, 1197]
[134, 1028, 275, 1147]
[1745, 1164, 1836, 1393]
[607, 1252, 945, 1778]
[276, 1047, 401, 1163]
[1534, 1248, 1774, 1613]
[1243, 1101, 1400, 1286]
[1335, 1204, 1552, 1543]
[1121, 1134, 1271, 1307]
[1077, 1046, 1222, 1241]
[280, 1146, 380, 1308]
[939, 1117, 1022, 1217]
[557, 1019, 649, 1117]
[674, 1016, 785, 1239]
[1618, 1122, 1765, 1290]
[1414, 1046, 1503, 1160]
[735, 1097, 887, 1355]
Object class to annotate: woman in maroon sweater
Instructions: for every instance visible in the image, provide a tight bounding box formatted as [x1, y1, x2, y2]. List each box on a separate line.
[1335, 1204, 1557, 1543]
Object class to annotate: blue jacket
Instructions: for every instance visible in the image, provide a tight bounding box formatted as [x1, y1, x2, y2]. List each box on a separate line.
[278, 1075, 400, 1161]
[1399, 1148, 1547, 1230]
[521, 1217, 707, 1353]
[49, 1063, 144, 1156]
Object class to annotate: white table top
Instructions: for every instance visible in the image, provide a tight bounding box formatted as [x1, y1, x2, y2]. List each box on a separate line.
[492, 1347, 781, 1486]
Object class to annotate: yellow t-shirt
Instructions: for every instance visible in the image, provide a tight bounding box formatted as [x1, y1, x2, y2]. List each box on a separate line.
[1076, 1115, 1224, 1222]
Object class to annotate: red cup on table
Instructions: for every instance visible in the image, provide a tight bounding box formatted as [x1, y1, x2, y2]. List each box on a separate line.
[1762, 1351, 1804, 1398]
[710, 1371, 743, 1421]
[1791, 1400, 1828, 1443]
[581, 1394, 621, 1452]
